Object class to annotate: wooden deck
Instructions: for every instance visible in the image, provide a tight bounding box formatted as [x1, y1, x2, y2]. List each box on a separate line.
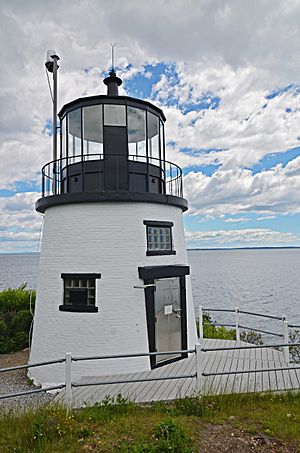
[54, 339, 300, 408]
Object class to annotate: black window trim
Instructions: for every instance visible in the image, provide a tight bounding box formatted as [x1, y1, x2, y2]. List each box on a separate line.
[59, 273, 101, 313]
[143, 220, 176, 256]
[143, 220, 173, 227]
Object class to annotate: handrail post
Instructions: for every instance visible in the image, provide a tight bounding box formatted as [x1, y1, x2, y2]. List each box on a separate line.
[282, 316, 289, 364]
[198, 306, 203, 339]
[195, 343, 204, 394]
[65, 352, 72, 410]
[235, 307, 240, 341]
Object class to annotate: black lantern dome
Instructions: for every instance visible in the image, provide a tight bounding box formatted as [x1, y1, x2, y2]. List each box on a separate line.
[36, 70, 187, 213]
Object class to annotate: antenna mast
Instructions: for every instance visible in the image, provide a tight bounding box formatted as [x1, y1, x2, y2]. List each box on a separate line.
[110, 42, 117, 71]
[45, 50, 60, 194]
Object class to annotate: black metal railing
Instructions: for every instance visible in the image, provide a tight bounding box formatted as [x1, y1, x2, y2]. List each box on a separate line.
[41, 153, 183, 198]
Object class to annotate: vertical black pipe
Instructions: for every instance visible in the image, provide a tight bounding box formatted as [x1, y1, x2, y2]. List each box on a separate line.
[52, 56, 59, 194]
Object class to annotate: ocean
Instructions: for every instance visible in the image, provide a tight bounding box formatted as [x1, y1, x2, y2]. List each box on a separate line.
[0, 249, 299, 331]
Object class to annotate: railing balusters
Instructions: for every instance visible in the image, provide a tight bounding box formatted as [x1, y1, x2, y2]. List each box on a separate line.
[282, 317, 289, 364]
[65, 352, 72, 410]
[235, 307, 240, 341]
[40, 154, 184, 199]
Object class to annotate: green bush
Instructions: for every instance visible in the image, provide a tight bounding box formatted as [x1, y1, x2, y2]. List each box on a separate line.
[201, 313, 236, 340]
[0, 284, 35, 354]
[240, 330, 263, 345]
[289, 329, 300, 363]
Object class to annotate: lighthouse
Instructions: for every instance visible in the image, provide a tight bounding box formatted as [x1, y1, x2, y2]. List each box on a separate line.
[29, 55, 197, 386]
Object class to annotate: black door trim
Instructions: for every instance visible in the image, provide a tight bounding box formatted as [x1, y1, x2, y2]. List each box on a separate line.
[138, 265, 189, 369]
[138, 265, 189, 280]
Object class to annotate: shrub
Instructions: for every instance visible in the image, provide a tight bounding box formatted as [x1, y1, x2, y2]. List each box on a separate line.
[0, 284, 35, 353]
[202, 312, 236, 340]
[289, 329, 300, 363]
[240, 330, 263, 345]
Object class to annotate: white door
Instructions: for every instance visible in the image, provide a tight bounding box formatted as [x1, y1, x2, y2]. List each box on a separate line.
[154, 277, 182, 364]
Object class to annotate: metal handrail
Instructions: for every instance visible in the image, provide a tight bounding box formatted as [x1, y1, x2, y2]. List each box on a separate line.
[203, 365, 300, 377]
[195, 305, 298, 347]
[238, 325, 282, 337]
[73, 373, 196, 388]
[238, 309, 283, 320]
[73, 349, 195, 362]
[0, 357, 65, 374]
[1, 341, 299, 402]
[0, 349, 195, 402]
[202, 307, 284, 320]
[0, 385, 65, 400]
[41, 153, 183, 198]
[201, 342, 300, 352]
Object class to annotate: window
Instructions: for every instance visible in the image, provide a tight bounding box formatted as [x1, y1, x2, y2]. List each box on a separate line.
[127, 106, 146, 160]
[104, 104, 126, 126]
[147, 112, 160, 163]
[83, 105, 103, 158]
[68, 109, 82, 163]
[59, 273, 101, 312]
[143, 220, 176, 256]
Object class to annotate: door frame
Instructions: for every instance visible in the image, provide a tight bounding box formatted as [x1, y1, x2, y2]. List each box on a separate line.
[138, 265, 189, 368]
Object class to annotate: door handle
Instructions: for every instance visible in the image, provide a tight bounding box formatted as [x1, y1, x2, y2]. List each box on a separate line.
[134, 284, 156, 289]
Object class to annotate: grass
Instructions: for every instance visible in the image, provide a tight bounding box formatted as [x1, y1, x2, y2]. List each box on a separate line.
[0, 392, 299, 452]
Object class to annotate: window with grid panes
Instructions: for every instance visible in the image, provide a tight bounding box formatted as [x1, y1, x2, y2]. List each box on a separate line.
[59, 273, 101, 312]
[143, 220, 176, 256]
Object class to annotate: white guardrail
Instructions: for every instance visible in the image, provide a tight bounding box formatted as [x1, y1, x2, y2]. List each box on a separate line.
[0, 307, 299, 407]
[195, 306, 300, 363]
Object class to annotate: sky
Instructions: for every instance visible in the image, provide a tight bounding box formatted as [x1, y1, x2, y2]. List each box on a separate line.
[0, 0, 300, 252]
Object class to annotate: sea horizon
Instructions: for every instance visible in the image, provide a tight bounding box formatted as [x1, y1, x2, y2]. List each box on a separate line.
[1, 245, 300, 255]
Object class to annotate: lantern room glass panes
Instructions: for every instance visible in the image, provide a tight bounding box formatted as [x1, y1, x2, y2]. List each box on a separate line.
[104, 104, 126, 126]
[160, 120, 165, 162]
[62, 104, 164, 164]
[61, 117, 66, 159]
[147, 112, 160, 164]
[83, 105, 103, 159]
[68, 109, 81, 163]
[59, 101, 166, 195]
[127, 106, 147, 161]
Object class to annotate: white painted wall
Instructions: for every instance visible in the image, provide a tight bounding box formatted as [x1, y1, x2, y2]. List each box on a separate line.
[29, 202, 197, 386]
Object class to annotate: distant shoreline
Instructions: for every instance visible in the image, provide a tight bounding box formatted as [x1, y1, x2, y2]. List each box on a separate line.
[187, 246, 300, 251]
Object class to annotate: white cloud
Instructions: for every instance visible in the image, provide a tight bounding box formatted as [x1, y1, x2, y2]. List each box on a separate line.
[0, 192, 43, 252]
[185, 228, 299, 247]
[224, 215, 276, 223]
[1, 0, 300, 250]
[159, 64, 300, 171]
[184, 156, 300, 217]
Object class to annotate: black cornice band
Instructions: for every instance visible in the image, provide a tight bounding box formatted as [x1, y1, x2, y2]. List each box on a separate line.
[36, 192, 188, 213]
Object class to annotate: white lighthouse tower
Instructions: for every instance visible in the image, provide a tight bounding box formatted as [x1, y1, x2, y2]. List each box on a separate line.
[29, 55, 197, 386]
